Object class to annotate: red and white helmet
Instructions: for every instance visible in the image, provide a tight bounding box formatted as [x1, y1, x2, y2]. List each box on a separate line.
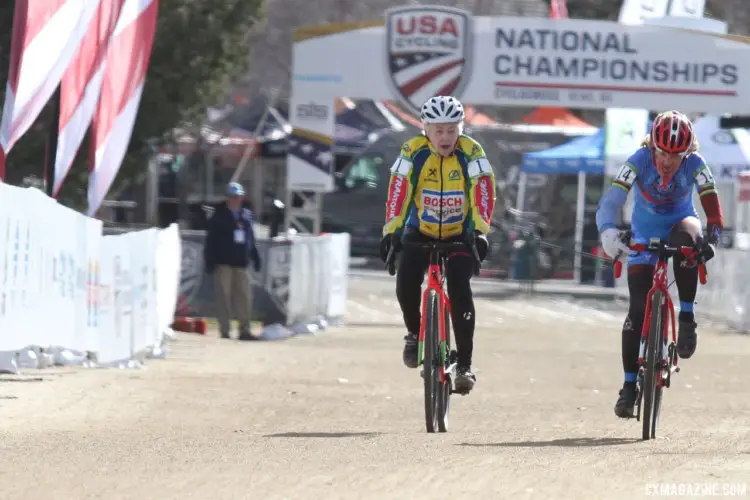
[650, 110, 694, 155]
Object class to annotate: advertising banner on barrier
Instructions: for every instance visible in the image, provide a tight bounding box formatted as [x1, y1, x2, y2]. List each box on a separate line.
[173, 232, 291, 325]
[0, 181, 182, 371]
[97, 237, 117, 364]
[148, 230, 350, 328]
[85, 217, 102, 353]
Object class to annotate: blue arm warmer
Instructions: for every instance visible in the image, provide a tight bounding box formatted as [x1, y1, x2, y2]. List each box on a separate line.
[596, 186, 628, 233]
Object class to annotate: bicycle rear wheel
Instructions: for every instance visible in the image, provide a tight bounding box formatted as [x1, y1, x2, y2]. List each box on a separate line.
[423, 289, 440, 433]
[642, 290, 664, 441]
[437, 299, 451, 432]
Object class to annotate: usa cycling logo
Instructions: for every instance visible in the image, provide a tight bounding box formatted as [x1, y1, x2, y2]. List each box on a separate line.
[385, 6, 473, 114]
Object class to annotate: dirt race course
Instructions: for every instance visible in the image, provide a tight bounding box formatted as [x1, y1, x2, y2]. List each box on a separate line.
[2, 274, 750, 500]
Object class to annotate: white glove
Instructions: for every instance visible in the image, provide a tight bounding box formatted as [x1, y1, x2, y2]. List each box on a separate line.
[601, 228, 629, 259]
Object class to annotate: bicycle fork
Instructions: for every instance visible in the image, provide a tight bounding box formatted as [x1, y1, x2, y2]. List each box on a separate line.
[438, 297, 450, 384]
[637, 289, 680, 387]
[417, 289, 427, 368]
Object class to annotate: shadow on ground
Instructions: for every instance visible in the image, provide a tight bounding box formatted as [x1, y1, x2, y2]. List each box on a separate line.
[264, 432, 383, 439]
[0, 377, 45, 383]
[344, 322, 403, 329]
[458, 437, 641, 448]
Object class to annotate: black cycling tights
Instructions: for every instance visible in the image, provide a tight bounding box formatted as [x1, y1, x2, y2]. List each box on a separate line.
[621, 217, 702, 374]
[396, 230, 476, 368]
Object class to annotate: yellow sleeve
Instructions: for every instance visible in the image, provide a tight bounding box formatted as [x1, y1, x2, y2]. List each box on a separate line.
[464, 140, 495, 235]
[382, 141, 416, 236]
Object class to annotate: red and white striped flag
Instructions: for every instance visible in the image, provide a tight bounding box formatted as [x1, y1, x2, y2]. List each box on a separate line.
[550, 0, 569, 19]
[87, 0, 158, 215]
[53, 0, 126, 197]
[0, 0, 100, 180]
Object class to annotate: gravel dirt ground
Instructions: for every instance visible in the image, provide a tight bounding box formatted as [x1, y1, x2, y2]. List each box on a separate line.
[1, 275, 750, 500]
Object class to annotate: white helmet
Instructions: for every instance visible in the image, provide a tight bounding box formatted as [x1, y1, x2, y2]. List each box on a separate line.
[420, 96, 465, 124]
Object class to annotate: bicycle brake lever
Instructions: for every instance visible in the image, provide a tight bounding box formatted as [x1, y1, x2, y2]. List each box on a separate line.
[618, 229, 633, 245]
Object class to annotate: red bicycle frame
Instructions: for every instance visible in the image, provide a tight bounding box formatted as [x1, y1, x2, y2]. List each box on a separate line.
[385, 237, 480, 391]
[638, 251, 678, 374]
[419, 259, 451, 384]
[614, 244, 707, 378]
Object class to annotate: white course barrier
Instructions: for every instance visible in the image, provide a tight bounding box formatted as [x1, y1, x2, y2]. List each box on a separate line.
[262, 232, 350, 337]
[614, 248, 750, 332]
[171, 230, 350, 339]
[0, 183, 182, 374]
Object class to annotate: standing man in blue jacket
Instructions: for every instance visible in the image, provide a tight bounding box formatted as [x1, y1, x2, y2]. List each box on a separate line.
[204, 182, 262, 340]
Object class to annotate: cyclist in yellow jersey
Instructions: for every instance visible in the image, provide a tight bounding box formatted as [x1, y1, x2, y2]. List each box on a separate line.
[379, 95, 496, 393]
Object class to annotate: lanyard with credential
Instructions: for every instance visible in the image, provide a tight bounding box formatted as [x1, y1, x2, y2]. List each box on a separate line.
[233, 211, 246, 245]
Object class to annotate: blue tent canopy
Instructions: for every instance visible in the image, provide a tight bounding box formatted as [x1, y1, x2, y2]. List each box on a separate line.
[521, 128, 605, 174]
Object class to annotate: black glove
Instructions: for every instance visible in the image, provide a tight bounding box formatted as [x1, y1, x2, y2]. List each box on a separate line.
[700, 240, 716, 263]
[380, 233, 400, 263]
[475, 233, 489, 262]
[466, 231, 488, 262]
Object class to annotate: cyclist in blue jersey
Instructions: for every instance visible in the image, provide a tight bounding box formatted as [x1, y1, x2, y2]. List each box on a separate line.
[596, 110, 723, 419]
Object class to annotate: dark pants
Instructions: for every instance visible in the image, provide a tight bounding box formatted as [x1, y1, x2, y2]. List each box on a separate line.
[396, 229, 476, 367]
[621, 217, 702, 374]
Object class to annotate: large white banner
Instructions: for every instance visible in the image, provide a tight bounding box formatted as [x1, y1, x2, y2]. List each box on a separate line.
[290, 7, 750, 191]
[293, 13, 750, 113]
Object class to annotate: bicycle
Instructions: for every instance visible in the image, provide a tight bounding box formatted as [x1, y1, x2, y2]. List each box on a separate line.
[385, 237, 481, 433]
[613, 235, 708, 441]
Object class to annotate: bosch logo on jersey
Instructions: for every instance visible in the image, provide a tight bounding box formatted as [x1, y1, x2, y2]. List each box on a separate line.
[423, 194, 463, 207]
[420, 189, 465, 224]
[386, 176, 408, 222]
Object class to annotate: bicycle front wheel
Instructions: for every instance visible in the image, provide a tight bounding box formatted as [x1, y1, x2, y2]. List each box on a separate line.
[642, 290, 664, 441]
[423, 289, 440, 433]
[437, 298, 451, 433]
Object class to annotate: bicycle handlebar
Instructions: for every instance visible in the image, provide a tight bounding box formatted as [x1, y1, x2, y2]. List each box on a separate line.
[612, 234, 708, 285]
[384, 239, 481, 277]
